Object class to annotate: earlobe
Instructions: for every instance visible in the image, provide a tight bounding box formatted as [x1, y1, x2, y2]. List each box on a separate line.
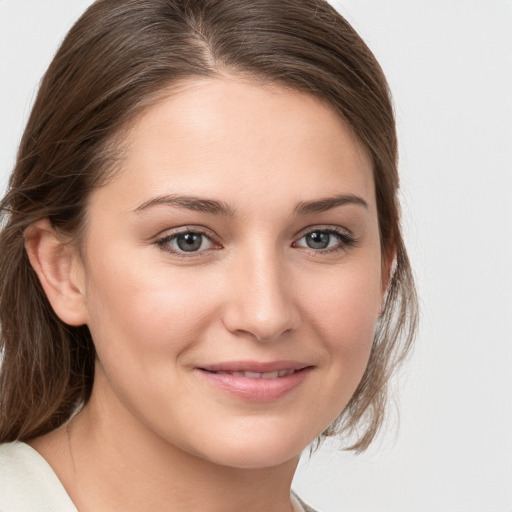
[24, 219, 87, 326]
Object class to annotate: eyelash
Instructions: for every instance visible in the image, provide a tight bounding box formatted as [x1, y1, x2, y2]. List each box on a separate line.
[292, 227, 358, 255]
[155, 227, 217, 258]
[155, 226, 358, 258]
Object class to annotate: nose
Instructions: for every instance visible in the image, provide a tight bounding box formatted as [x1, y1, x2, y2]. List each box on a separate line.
[222, 248, 301, 342]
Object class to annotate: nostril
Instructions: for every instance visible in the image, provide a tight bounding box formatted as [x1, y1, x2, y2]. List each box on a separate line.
[221, 264, 301, 341]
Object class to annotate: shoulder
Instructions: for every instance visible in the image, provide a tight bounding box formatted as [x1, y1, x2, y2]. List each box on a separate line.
[0, 441, 77, 512]
[292, 490, 322, 512]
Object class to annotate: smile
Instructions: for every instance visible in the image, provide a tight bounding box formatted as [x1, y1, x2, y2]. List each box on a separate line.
[196, 362, 312, 401]
[203, 369, 297, 378]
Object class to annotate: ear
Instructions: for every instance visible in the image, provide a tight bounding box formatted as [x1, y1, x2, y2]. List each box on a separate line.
[24, 219, 87, 326]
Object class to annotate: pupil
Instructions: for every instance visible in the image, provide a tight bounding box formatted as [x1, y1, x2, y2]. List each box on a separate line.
[177, 233, 202, 252]
[306, 231, 330, 249]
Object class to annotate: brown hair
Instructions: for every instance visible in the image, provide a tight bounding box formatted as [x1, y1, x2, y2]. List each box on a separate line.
[0, 0, 417, 451]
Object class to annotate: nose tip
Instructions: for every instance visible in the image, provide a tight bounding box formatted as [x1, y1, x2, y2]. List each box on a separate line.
[224, 301, 300, 342]
[222, 261, 300, 342]
[233, 300, 299, 342]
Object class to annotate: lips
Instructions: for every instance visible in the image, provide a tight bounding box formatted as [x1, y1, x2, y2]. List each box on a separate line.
[198, 360, 308, 374]
[196, 361, 312, 401]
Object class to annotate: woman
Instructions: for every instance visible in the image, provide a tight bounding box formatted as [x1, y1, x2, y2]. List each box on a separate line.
[0, 1, 417, 510]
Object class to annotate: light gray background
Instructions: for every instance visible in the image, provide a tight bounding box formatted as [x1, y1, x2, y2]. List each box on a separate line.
[1, 1, 511, 511]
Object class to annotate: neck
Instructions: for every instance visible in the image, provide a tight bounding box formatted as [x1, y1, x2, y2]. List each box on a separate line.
[43, 374, 299, 512]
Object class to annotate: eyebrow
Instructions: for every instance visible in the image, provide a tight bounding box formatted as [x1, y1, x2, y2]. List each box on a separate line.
[292, 194, 368, 215]
[133, 192, 368, 217]
[133, 194, 236, 216]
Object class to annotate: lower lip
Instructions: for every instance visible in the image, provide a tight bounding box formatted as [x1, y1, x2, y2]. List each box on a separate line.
[196, 367, 312, 401]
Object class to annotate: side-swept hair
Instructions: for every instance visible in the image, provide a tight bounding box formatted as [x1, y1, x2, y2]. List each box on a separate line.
[0, 0, 417, 451]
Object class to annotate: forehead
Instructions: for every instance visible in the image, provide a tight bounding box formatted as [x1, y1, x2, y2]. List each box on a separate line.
[94, 77, 376, 215]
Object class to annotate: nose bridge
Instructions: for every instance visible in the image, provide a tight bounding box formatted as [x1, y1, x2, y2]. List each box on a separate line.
[223, 241, 299, 341]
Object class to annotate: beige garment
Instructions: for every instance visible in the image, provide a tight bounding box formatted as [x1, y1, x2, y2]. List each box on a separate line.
[0, 441, 77, 512]
[0, 442, 317, 511]
[292, 492, 319, 512]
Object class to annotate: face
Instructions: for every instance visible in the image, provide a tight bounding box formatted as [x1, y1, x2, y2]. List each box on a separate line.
[77, 77, 385, 469]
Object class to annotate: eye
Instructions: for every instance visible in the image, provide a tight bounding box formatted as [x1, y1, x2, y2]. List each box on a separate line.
[156, 229, 217, 255]
[294, 228, 356, 252]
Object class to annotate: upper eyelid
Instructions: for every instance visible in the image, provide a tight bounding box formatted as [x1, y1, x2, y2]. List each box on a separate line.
[294, 228, 355, 245]
[155, 227, 219, 252]
[155, 229, 219, 258]
[154, 224, 355, 246]
[293, 224, 354, 239]
[155, 224, 353, 238]
[155, 225, 216, 241]
[155, 231, 351, 259]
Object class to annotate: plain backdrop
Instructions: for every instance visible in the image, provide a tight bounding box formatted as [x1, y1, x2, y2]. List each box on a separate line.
[1, 1, 511, 511]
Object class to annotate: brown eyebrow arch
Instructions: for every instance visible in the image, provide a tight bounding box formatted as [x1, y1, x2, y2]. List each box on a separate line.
[293, 194, 368, 215]
[134, 192, 367, 217]
[133, 194, 235, 216]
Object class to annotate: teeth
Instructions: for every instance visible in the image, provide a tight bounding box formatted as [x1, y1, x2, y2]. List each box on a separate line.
[261, 371, 279, 379]
[244, 371, 262, 379]
[214, 369, 297, 378]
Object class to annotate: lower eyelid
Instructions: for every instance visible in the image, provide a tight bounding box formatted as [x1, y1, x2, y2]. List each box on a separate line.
[155, 229, 218, 254]
[155, 227, 356, 254]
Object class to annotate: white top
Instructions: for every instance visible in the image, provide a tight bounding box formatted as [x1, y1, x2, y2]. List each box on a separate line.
[0, 442, 310, 511]
[0, 442, 77, 512]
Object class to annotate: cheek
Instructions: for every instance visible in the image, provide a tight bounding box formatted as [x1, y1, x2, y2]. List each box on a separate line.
[277, 258, 383, 438]
[307, 262, 382, 354]
[300, 257, 383, 409]
[83, 252, 222, 366]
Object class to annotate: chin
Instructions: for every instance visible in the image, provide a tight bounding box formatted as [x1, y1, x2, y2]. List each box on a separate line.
[184, 422, 316, 470]
[204, 443, 303, 470]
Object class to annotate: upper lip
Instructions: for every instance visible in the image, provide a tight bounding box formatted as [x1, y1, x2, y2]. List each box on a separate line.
[197, 360, 310, 373]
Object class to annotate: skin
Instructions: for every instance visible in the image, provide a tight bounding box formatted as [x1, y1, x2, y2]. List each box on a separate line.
[26, 77, 388, 512]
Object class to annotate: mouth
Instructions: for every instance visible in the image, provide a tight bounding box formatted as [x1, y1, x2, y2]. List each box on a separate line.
[201, 368, 299, 379]
[195, 361, 313, 401]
